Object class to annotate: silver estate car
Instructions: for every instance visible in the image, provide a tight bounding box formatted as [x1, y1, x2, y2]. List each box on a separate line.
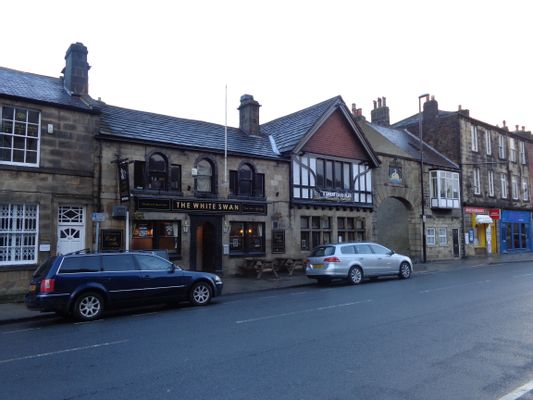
[305, 242, 413, 285]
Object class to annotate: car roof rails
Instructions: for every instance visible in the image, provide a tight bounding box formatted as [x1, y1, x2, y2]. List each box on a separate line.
[63, 248, 94, 256]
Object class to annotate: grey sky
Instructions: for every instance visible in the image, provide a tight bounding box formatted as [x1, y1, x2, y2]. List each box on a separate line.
[4, 0, 532, 131]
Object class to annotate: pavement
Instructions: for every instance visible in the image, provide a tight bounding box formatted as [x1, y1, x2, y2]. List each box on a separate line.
[1, 252, 532, 325]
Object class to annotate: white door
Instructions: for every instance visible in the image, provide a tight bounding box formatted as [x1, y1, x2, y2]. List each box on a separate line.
[57, 206, 86, 255]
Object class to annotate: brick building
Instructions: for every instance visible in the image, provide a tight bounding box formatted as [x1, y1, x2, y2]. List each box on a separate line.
[394, 97, 531, 256]
[0, 43, 99, 298]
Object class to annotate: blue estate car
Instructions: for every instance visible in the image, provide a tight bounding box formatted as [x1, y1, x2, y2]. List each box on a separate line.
[25, 251, 223, 321]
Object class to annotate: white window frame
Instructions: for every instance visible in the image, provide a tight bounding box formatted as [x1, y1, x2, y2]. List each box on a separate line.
[426, 228, 436, 246]
[0, 203, 39, 266]
[471, 126, 478, 152]
[485, 130, 492, 155]
[501, 173, 508, 199]
[519, 141, 526, 164]
[522, 177, 529, 201]
[512, 175, 519, 199]
[0, 106, 41, 167]
[488, 170, 495, 197]
[473, 168, 481, 195]
[498, 134, 506, 159]
[429, 170, 460, 208]
[438, 227, 447, 246]
[509, 138, 517, 162]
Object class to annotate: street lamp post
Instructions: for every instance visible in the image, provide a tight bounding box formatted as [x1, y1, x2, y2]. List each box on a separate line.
[419, 94, 430, 263]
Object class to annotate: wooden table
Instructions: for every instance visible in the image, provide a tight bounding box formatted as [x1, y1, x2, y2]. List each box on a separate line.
[239, 258, 279, 279]
[274, 257, 305, 276]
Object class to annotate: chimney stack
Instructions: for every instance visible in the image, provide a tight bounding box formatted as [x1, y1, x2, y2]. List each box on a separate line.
[62, 42, 90, 96]
[423, 96, 439, 123]
[238, 94, 261, 135]
[370, 96, 390, 127]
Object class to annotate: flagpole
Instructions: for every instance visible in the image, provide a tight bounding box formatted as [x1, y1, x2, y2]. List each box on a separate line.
[224, 84, 228, 183]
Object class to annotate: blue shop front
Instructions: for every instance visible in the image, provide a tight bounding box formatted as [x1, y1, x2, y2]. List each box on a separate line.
[500, 210, 532, 253]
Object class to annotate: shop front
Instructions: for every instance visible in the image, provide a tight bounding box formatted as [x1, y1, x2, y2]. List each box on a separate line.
[464, 206, 498, 255]
[500, 210, 532, 253]
[132, 197, 267, 274]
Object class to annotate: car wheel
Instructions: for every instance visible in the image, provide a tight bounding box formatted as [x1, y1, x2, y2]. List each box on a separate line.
[348, 266, 363, 285]
[73, 292, 104, 321]
[189, 282, 212, 306]
[399, 262, 412, 279]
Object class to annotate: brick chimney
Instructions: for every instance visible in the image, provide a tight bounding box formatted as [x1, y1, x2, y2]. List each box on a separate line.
[62, 42, 90, 96]
[370, 96, 390, 126]
[238, 94, 261, 135]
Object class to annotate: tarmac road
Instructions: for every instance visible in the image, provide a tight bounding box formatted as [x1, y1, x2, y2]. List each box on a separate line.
[2, 259, 533, 399]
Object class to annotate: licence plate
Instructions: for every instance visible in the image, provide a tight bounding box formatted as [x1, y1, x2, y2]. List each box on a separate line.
[312, 264, 324, 269]
[29, 284, 36, 292]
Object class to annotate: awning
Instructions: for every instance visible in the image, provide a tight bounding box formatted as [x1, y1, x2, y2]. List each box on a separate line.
[476, 215, 493, 224]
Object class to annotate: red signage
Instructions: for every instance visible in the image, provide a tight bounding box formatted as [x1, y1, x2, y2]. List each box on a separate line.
[489, 209, 501, 220]
[464, 206, 487, 214]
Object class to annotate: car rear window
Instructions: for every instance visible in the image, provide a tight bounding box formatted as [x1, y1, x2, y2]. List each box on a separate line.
[354, 244, 373, 254]
[340, 245, 356, 254]
[310, 246, 335, 257]
[33, 257, 57, 278]
[59, 256, 101, 273]
[102, 254, 136, 272]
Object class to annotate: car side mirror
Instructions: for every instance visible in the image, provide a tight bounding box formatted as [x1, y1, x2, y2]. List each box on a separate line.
[388, 250, 395, 256]
[169, 264, 176, 272]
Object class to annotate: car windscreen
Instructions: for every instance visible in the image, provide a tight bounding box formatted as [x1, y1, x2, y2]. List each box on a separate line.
[33, 257, 57, 278]
[310, 246, 335, 257]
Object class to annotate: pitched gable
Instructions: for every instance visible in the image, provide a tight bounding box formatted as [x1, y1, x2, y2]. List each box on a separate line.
[301, 109, 369, 161]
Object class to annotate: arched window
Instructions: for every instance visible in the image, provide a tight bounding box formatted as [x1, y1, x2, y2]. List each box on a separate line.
[229, 162, 264, 198]
[238, 163, 253, 196]
[148, 153, 168, 190]
[196, 159, 214, 193]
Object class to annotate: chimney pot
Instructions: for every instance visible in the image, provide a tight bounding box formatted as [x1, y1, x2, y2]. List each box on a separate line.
[377, 98, 382, 108]
[352, 103, 357, 115]
[522, 126, 526, 131]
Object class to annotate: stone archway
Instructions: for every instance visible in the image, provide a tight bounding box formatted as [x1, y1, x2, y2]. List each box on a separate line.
[375, 197, 413, 257]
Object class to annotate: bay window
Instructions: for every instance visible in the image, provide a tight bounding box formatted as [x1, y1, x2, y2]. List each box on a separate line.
[430, 170, 460, 208]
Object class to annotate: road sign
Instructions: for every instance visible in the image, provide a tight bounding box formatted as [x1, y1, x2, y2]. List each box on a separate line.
[92, 212, 106, 222]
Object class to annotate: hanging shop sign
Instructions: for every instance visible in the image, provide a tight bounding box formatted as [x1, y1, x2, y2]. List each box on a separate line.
[118, 161, 130, 202]
[488, 209, 501, 220]
[135, 198, 267, 215]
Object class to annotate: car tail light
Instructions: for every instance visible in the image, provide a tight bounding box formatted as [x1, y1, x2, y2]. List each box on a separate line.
[40, 279, 55, 293]
[323, 256, 341, 263]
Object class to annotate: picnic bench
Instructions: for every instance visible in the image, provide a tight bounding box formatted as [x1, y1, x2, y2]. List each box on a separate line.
[239, 258, 279, 279]
[274, 257, 306, 276]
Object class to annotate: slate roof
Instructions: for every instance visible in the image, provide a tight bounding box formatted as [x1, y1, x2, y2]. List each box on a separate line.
[393, 110, 454, 128]
[97, 104, 280, 159]
[0, 67, 95, 112]
[261, 96, 344, 154]
[358, 120, 459, 169]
